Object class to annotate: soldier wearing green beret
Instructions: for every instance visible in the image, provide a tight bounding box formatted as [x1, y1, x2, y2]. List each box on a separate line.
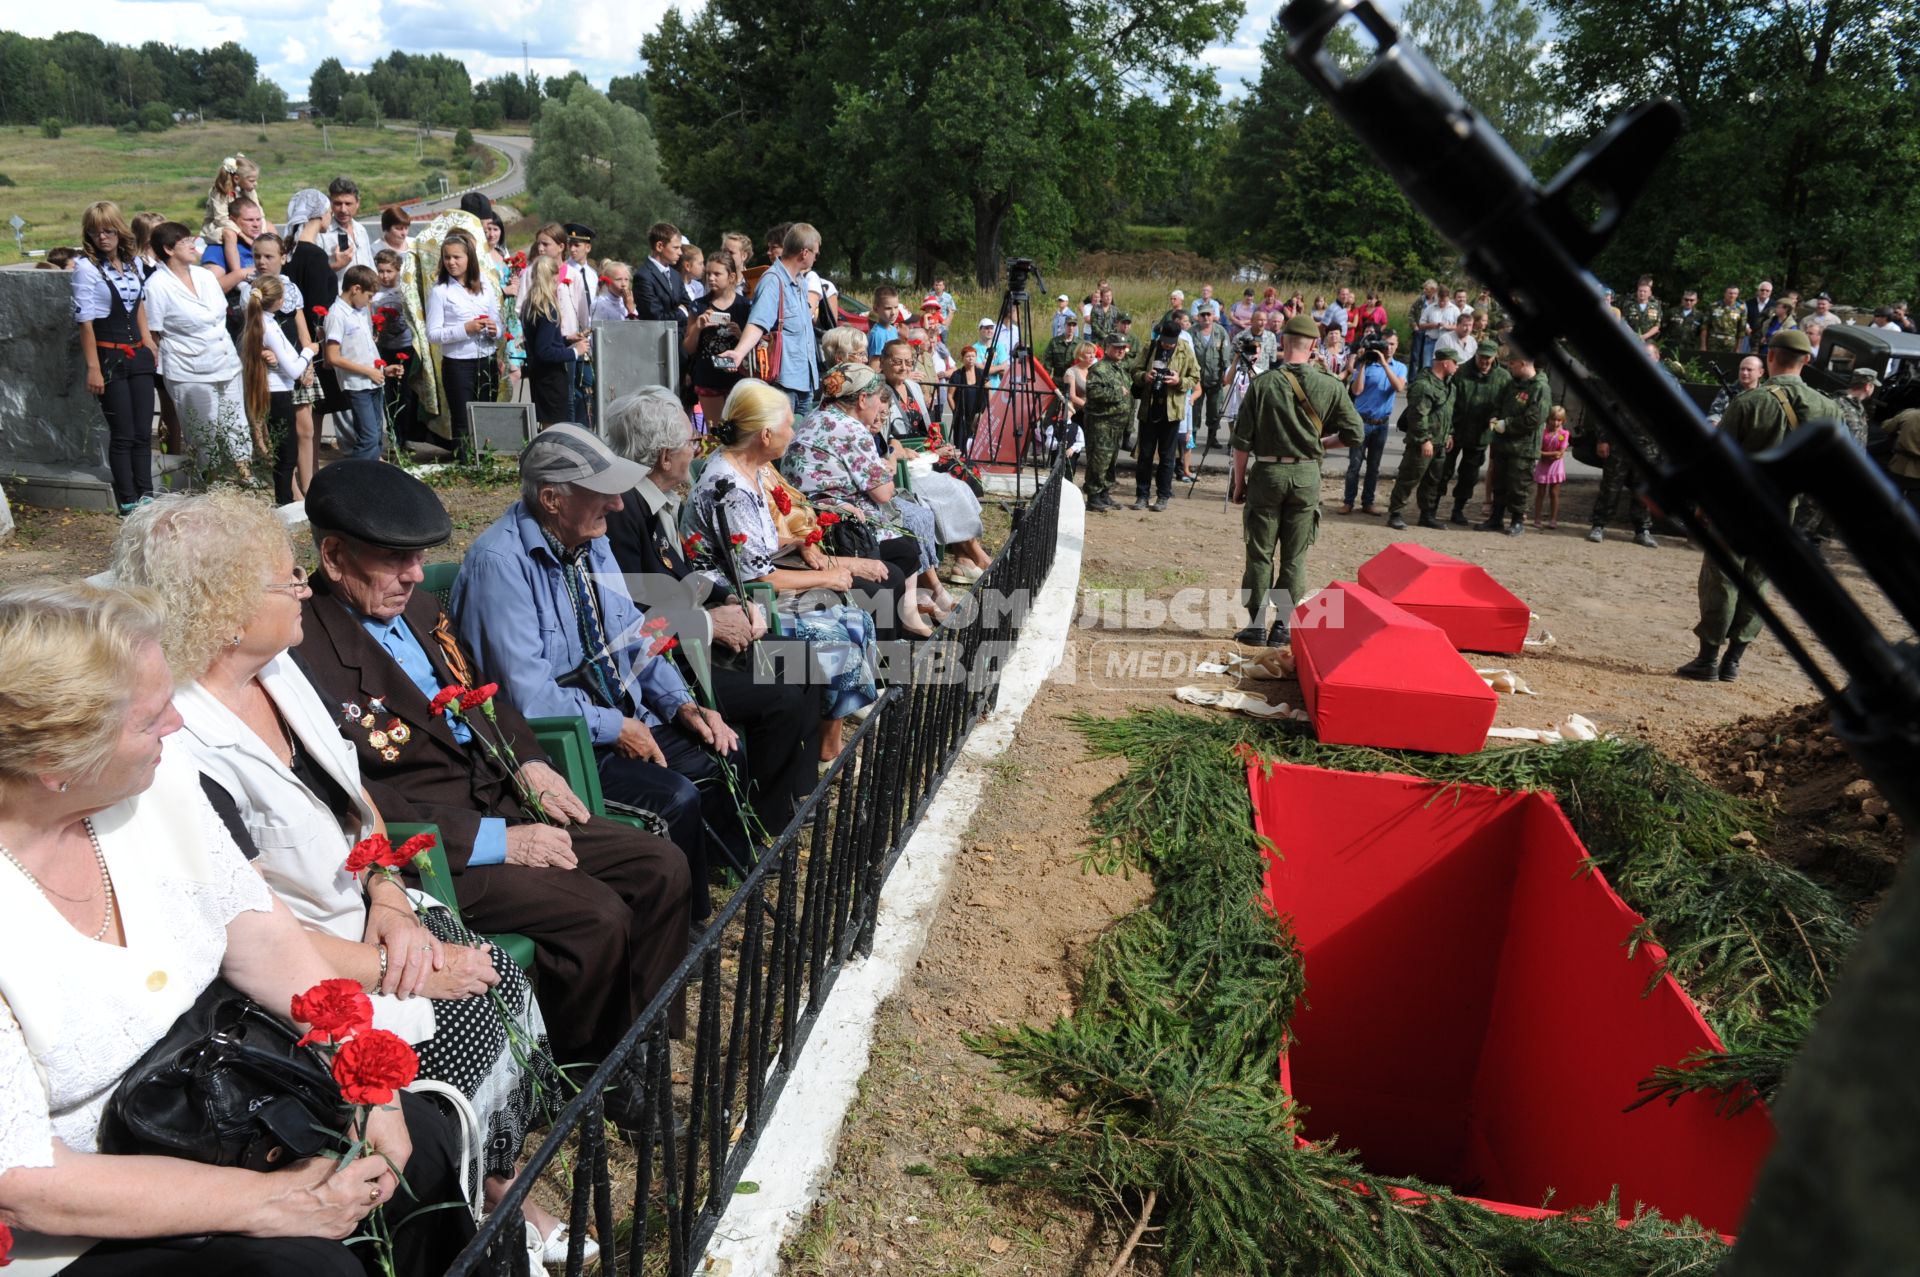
[1677, 326, 1842, 682]
[1478, 347, 1552, 536]
[1663, 289, 1707, 359]
[1081, 335, 1134, 513]
[1230, 311, 1364, 646]
[1385, 336, 1462, 529]
[1441, 343, 1510, 523]
[1043, 314, 1081, 385]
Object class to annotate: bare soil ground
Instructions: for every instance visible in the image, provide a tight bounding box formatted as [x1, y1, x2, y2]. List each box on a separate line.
[783, 445, 1913, 1276]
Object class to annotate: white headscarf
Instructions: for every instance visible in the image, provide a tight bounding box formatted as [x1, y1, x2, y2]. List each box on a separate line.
[284, 188, 328, 242]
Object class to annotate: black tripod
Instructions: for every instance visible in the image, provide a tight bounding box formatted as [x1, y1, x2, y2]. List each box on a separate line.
[979, 257, 1046, 503]
[1190, 344, 1260, 500]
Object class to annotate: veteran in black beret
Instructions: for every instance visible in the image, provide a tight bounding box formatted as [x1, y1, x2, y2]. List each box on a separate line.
[294, 459, 693, 1079]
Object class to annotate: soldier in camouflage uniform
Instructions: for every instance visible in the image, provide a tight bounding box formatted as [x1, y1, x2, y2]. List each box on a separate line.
[1587, 340, 1665, 547]
[1191, 308, 1230, 448]
[1086, 285, 1119, 344]
[1626, 275, 1662, 344]
[1663, 289, 1706, 359]
[1478, 348, 1551, 536]
[1043, 314, 1081, 385]
[1385, 336, 1462, 530]
[1081, 334, 1134, 513]
[1706, 285, 1748, 352]
[1794, 367, 1879, 549]
[1440, 343, 1509, 523]
[1677, 328, 1843, 682]
[1231, 312, 1364, 646]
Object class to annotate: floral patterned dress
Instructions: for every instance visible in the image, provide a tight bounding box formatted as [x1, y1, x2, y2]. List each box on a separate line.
[687, 452, 880, 720]
[784, 403, 938, 570]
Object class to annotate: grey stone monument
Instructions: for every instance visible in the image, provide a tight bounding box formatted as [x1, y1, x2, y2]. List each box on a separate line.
[591, 319, 679, 430]
[0, 266, 122, 511]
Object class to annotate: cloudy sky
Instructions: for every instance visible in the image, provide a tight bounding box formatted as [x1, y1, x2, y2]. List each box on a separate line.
[9, 0, 1289, 101]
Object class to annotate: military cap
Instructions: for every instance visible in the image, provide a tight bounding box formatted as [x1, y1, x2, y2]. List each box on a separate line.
[563, 222, 596, 243]
[1432, 336, 1464, 362]
[1115, 311, 1134, 325]
[1474, 342, 1498, 360]
[1770, 328, 1813, 355]
[1852, 368, 1882, 386]
[1106, 333, 1133, 352]
[1815, 291, 1831, 302]
[1281, 312, 1320, 339]
[306, 460, 451, 549]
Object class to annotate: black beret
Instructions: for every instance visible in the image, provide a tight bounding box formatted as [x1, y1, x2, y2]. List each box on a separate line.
[305, 460, 451, 549]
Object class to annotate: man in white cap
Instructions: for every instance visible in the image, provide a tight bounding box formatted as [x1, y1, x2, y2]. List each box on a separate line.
[1052, 293, 1074, 338]
[973, 317, 1011, 387]
[455, 424, 748, 929]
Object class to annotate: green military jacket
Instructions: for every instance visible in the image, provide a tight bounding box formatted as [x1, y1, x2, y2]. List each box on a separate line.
[1231, 360, 1364, 460]
[1043, 332, 1080, 383]
[1086, 303, 1118, 342]
[1706, 303, 1748, 352]
[1191, 326, 1229, 389]
[1835, 394, 1869, 445]
[1083, 355, 1133, 421]
[1131, 338, 1203, 425]
[1491, 370, 1553, 459]
[1626, 298, 1662, 340]
[1450, 363, 1511, 437]
[1664, 305, 1708, 355]
[1718, 374, 1842, 455]
[1397, 368, 1456, 444]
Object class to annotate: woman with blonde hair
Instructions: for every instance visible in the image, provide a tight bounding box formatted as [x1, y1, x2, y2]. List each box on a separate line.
[73, 200, 159, 513]
[110, 493, 583, 1264]
[0, 581, 474, 1275]
[685, 379, 882, 760]
[240, 275, 317, 505]
[518, 253, 590, 425]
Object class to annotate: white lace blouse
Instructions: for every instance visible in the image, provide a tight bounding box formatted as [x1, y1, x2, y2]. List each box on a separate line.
[0, 746, 274, 1274]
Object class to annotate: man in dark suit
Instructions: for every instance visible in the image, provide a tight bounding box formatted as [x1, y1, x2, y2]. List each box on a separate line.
[634, 220, 691, 327]
[600, 388, 822, 833]
[294, 460, 690, 1066]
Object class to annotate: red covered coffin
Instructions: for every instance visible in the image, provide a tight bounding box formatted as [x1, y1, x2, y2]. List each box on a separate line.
[1291, 582, 1496, 754]
[1248, 761, 1774, 1236]
[1356, 542, 1530, 653]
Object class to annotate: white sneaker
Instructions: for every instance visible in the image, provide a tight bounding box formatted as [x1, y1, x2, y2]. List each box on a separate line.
[541, 1222, 600, 1268]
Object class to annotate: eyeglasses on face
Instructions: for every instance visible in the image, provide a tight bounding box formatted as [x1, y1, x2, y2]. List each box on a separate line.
[264, 565, 312, 595]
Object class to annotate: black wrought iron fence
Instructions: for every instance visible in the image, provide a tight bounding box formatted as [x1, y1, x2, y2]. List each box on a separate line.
[444, 450, 1070, 1277]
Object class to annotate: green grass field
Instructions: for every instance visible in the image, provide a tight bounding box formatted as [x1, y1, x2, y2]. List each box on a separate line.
[0, 120, 495, 258]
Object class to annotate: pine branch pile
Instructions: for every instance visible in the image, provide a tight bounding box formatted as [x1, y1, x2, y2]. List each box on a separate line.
[969, 710, 1854, 1275]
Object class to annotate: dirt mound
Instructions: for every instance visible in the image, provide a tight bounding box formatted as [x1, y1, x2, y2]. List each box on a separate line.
[1684, 702, 1908, 922]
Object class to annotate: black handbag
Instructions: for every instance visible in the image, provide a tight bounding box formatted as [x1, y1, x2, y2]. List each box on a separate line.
[98, 978, 349, 1172]
[825, 513, 881, 560]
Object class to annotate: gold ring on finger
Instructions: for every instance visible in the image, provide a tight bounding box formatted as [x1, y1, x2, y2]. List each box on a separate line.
[369, 1185, 381, 1203]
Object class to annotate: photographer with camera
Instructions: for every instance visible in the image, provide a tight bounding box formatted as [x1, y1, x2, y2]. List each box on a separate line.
[1339, 327, 1406, 515]
[1129, 315, 1201, 511]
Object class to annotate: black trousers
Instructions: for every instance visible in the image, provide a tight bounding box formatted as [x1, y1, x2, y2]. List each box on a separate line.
[269, 390, 300, 506]
[597, 719, 750, 921]
[529, 359, 571, 425]
[62, 1092, 472, 1277]
[711, 659, 821, 834]
[100, 348, 157, 507]
[844, 535, 923, 642]
[1134, 415, 1179, 501]
[440, 356, 496, 459]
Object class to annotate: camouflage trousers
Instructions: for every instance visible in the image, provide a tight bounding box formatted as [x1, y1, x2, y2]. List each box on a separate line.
[1083, 410, 1127, 504]
[1591, 448, 1651, 531]
[1488, 446, 1534, 525]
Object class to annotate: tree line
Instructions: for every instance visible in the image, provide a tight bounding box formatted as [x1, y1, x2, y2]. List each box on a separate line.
[0, 31, 284, 129]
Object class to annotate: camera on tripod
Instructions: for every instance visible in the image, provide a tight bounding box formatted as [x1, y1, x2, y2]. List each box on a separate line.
[1006, 257, 1039, 302]
[1235, 332, 1261, 359]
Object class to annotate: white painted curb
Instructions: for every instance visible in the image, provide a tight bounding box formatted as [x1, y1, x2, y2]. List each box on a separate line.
[702, 482, 1087, 1275]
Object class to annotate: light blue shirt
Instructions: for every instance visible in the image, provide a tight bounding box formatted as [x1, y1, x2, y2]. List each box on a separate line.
[1352, 357, 1406, 423]
[454, 502, 696, 748]
[358, 613, 509, 867]
[746, 259, 819, 392]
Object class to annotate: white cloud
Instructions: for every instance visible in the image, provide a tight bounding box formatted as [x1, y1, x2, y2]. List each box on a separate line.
[279, 36, 310, 68]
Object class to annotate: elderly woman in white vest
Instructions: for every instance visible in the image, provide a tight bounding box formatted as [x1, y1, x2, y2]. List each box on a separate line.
[0, 583, 472, 1277]
[109, 492, 586, 1264]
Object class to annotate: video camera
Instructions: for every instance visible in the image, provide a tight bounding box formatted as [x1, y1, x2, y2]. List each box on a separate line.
[1355, 329, 1392, 364]
[1235, 331, 1262, 359]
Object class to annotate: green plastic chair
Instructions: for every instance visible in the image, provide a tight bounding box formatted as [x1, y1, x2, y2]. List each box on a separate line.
[527, 715, 655, 835]
[421, 561, 461, 612]
[388, 821, 538, 973]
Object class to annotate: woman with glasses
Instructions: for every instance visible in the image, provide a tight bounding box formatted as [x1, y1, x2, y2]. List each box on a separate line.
[109, 492, 588, 1266]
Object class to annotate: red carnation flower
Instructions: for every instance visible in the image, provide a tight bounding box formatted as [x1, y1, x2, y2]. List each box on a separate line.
[373, 358, 385, 370]
[641, 616, 670, 634]
[681, 532, 704, 558]
[429, 686, 466, 716]
[395, 831, 437, 866]
[397, 351, 410, 361]
[730, 532, 748, 546]
[345, 833, 421, 875]
[312, 305, 329, 318]
[771, 486, 792, 515]
[816, 511, 841, 527]
[648, 635, 679, 658]
[459, 683, 499, 712]
[291, 978, 374, 1047]
[1, 1218, 13, 1265]
[805, 528, 824, 545]
[330, 1027, 419, 1106]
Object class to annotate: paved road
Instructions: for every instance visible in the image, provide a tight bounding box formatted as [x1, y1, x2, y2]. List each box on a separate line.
[355, 130, 532, 234]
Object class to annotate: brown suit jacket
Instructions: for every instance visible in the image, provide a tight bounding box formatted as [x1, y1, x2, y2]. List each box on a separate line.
[297, 581, 551, 871]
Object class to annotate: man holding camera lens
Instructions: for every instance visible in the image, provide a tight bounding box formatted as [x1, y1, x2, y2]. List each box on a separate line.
[1340, 328, 1406, 514]
[1230, 312, 1364, 647]
[1130, 314, 1201, 511]
[1385, 336, 1462, 529]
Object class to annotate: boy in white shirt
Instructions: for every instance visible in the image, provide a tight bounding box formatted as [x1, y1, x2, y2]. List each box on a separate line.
[325, 265, 391, 461]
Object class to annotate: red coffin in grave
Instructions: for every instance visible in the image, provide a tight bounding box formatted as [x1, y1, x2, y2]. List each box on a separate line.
[1291, 581, 1496, 754]
[1247, 761, 1775, 1237]
[1356, 542, 1531, 653]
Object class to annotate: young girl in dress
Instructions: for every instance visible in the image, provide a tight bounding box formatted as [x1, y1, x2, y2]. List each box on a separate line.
[1534, 404, 1571, 529]
[200, 154, 261, 245]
